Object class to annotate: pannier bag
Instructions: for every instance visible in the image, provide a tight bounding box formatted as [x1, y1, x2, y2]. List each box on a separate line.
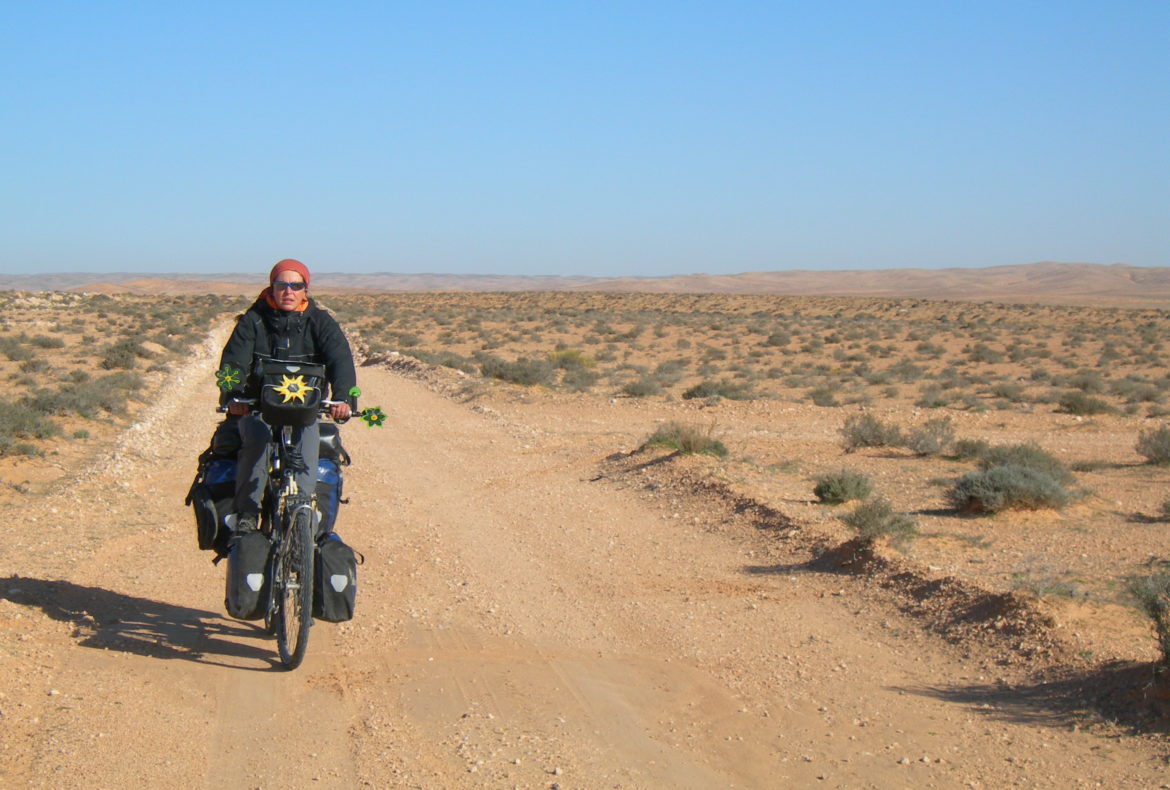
[318, 422, 351, 465]
[259, 360, 326, 427]
[225, 530, 273, 620]
[186, 455, 236, 554]
[313, 533, 359, 622]
[315, 458, 344, 538]
[314, 422, 350, 538]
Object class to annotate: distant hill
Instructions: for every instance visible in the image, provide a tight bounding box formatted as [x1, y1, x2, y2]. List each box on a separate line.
[1, 262, 1166, 307]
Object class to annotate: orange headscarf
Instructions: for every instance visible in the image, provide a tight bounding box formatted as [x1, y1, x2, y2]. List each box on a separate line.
[263, 258, 311, 311]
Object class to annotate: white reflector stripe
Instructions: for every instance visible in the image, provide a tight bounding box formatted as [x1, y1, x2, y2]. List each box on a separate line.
[246, 573, 264, 592]
[330, 574, 348, 592]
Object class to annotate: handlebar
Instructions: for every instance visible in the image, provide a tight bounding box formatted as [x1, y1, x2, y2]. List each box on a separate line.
[216, 398, 350, 415]
[216, 399, 386, 428]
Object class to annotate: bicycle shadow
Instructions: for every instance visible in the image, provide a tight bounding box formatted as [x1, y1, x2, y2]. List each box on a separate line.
[1, 575, 279, 670]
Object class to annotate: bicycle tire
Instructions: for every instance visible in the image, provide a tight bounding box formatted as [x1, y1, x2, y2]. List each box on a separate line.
[275, 506, 315, 669]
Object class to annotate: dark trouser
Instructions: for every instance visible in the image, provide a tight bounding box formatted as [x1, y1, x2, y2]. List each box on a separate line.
[230, 415, 319, 517]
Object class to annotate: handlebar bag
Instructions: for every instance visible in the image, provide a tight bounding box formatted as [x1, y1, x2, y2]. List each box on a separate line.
[258, 360, 326, 427]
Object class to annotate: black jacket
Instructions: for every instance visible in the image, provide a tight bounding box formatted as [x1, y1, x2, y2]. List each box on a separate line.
[218, 295, 357, 407]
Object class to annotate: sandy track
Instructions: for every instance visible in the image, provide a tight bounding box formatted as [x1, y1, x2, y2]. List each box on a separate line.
[1, 343, 1167, 789]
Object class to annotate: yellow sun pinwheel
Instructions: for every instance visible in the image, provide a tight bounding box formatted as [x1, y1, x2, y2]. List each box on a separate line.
[273, 374, 315, 403]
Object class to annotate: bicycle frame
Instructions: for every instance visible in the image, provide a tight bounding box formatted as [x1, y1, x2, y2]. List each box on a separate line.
[261, 423, 311, 532]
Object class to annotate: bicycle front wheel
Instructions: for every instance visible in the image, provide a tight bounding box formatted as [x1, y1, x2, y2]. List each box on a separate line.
[276, 506, 315, 669]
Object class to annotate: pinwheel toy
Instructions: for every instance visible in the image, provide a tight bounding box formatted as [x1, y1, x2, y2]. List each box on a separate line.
[215, 363, 242, 391]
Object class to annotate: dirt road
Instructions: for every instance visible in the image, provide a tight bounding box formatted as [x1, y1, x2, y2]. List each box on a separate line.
[1, 335, 1166, 789]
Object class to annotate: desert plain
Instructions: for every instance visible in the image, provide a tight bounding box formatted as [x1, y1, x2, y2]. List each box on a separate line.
[1, 265, 1169, 788]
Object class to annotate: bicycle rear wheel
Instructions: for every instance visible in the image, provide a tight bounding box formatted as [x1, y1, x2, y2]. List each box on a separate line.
[275, 505, 315, 669]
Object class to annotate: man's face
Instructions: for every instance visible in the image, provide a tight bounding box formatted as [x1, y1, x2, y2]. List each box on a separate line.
[272, 272, 308, 312]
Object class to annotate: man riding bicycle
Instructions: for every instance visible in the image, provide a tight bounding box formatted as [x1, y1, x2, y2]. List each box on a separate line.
[214, 258, 357, 535]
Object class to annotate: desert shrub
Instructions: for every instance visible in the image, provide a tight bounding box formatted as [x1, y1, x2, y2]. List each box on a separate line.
[916, 385, 950, 408]
[0, 438, 38, 457]
[1136, 425, 1170, 465]
[0, 400, 61, 449]
[650, 360, 687, 387]
[23, 372, 143, 418]
[840, 413, 904, 453]
[914, 341, 944, 358]
[978, 442, 1075, 486]
[1128, 572, 1170, 669]
[549, 348, 596, 369]
[967, 343, 1004, 364]
[1111, 376, 1163, 404]
[0, 337, 33, 362]
[29, 334, 65, 349]
[640, 422, 728, 457]
[889, 359, 926, 381]
[478, 355, 553, 386]
[99, 338, 150, 370]
[808, 387, 840, 407]
[948, 465, 1070, 513]
[1065, 369, 1106, 393]
[97, 371, 144, 392]
[622, 378, 662, 398]
[411, 350, 478, 374]
[989, 381, 1025, 402]
[681, 379, 754, 401]
[18, 357, 51, 374]
[841, 497, 917, 545]
[560, 367, 600, 391]
[1058, 390, 1112, 415]
[903, 416, 955, 456]
[813, 470, 872, 504]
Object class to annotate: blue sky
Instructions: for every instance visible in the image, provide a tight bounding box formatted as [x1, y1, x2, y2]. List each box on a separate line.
[2, 1, 1166, 276]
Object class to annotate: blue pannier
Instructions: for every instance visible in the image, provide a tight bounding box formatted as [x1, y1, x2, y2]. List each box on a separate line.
[314, 457, 344, 537]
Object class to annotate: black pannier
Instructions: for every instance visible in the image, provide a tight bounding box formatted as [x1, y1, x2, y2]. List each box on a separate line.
[186, 452, 236, 555]
[225, 530, 273, 620]
[313, 533, 359, 622]
[258, 359, 326, 427]
[318, 422, 351, 464]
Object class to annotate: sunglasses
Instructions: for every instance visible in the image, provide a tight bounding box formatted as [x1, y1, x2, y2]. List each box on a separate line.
[272, 281, 307, 292]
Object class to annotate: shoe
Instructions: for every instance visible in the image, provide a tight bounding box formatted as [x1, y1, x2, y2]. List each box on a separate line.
[234, 512, 259, 533]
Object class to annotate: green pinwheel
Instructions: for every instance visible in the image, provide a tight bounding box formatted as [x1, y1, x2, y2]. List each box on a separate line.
[360, 406, 386, 428]
[215, 363, 242, 391]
